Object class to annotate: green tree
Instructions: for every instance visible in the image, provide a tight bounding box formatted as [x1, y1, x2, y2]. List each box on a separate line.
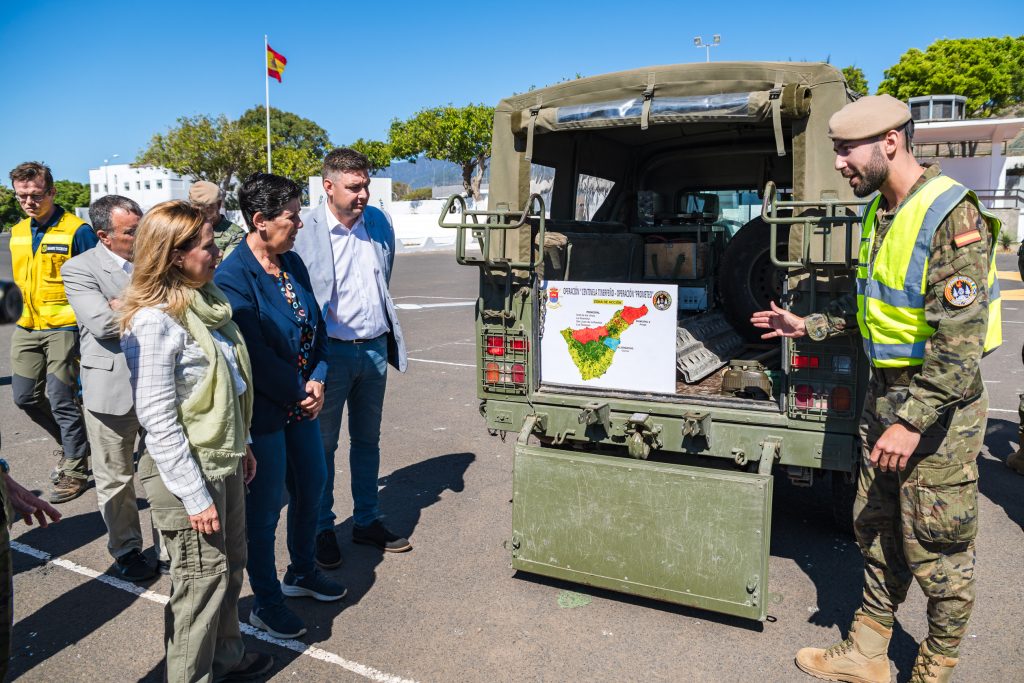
[138, 114, 264, 191]
[842, 66, 869, 96]
[348, 138, 393, 174]
[388, 104, 494, 201]
[0, 186, 21, 231]
[54, 180, 91, 213]
[878, 36, 1024, 117]
[238, 106, 333, 159]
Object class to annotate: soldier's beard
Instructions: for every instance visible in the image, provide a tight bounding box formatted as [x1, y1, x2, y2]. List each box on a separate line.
[850, 145, 889, 198]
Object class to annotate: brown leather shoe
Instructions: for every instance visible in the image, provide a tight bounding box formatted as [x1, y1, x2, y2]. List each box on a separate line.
[48, 474, 87, 504]
[795, 614, 892, 683]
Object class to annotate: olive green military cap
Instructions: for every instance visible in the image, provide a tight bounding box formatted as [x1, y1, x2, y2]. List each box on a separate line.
[828, 94, 912, 141]
[188, 180, 223, 205]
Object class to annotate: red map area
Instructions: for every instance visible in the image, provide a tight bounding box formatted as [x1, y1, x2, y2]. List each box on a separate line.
[571, 326, 609, 344]
[621, 305, 648, 324]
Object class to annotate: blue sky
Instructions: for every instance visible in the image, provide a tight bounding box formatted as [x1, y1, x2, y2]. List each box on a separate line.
[1, 0, 1020, 184]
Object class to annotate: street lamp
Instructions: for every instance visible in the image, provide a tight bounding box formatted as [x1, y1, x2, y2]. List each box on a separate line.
[693, 35, 721, 62]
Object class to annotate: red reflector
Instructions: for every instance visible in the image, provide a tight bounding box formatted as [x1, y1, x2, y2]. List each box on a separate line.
[484, 362, 500, 382]
[510, 339, 528, 352]
[511, 363, 525, 383]
[831, 386, 852, 412]
[791, 354, 820, 369]
[486, 336, 504, 356]
[795, 384, 814, 408]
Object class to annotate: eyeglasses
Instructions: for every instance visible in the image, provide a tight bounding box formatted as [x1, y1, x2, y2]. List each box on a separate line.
[15, 192, 49, 204]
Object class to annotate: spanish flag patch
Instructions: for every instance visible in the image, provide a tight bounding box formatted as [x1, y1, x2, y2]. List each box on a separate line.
[953, 229, 982, 248]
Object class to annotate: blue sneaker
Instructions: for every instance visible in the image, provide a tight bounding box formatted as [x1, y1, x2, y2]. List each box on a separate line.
[250, 603, 306, 639]
[281, 568, 347, 602]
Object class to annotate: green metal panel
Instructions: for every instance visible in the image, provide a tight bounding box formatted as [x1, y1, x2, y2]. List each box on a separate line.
[511, 445, 773, 620]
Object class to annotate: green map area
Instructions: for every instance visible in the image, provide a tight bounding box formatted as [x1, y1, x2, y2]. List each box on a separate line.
[560, 305, 648, 380]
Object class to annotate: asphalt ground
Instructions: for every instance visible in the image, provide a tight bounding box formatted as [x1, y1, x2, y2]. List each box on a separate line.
[0, 234, 1022, 682]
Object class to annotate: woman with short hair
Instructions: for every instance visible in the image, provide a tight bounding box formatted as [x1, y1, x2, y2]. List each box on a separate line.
[120, 200, 271, 682]
[216, 173, 345, 640]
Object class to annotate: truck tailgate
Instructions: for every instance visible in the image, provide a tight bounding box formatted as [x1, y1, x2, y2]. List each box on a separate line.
[511, 445, 772, 620]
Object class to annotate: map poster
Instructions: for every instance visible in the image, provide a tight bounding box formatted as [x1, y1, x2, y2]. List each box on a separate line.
[540, 280, 678, 394]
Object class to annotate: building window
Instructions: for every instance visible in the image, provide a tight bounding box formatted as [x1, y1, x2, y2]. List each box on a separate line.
[124, 182, 130, 191]
[144, 181, 151, 190]
[156, 180, 163, 189]
[93, 184, 100, 192]
[136, 181, 141, 190]
[103, 184, 108, 193]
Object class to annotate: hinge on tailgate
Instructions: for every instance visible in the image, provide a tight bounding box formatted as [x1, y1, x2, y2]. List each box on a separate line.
[625, 413, 663, 460]
[578, 401, 612, 435]
[757, 437, 782, 475]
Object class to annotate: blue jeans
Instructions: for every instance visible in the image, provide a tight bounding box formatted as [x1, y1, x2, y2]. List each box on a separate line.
[318, 336, 389, 531]
[246, 418, 326, 609]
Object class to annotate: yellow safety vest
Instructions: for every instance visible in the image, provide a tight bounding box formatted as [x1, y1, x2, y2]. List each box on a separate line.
[10, 210, 84, 330]
[855, 175, 1002, 367]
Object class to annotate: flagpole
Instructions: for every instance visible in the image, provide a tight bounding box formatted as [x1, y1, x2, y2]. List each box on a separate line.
[264, 34, 272, 173]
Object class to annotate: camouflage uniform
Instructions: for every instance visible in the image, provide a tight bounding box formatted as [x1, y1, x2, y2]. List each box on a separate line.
[805, 164, 991, 658]
[212, 216, 246, 259]
[1018, 243, 1024, 440]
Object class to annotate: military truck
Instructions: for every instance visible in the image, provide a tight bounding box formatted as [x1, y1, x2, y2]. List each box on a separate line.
[440, 62, 868, 621]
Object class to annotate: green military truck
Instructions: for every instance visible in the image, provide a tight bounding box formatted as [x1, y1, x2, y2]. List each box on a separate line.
[441, 62, 868, 621]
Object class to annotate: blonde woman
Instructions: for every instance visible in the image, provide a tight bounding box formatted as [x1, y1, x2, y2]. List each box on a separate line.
[119, 201, 271, 683]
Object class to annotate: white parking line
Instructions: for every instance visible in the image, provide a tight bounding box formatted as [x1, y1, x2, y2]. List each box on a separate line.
[10, 541, 418, 683]
[408, 358, 475, 368]
[988, 408, 1019, 414]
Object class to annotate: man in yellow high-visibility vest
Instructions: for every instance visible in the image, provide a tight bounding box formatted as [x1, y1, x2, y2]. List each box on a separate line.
[752, 95, 998, 683]
[8, 162, 98, 503]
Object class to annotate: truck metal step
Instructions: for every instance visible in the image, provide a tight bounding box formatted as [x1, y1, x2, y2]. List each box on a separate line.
[676, 311, 745, 383]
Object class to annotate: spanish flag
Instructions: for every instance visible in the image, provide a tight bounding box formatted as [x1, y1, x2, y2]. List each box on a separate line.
[267, 44, 287, 82]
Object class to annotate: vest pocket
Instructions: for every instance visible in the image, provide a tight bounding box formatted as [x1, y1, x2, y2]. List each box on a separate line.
[910, 460, 979, 545]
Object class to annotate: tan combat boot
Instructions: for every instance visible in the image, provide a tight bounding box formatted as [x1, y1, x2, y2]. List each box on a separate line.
[795, 614, 892, 683]
[909, 642, 957, 683]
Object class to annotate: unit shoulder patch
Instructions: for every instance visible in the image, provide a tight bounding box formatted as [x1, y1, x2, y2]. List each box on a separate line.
[944, 275, 978, 307]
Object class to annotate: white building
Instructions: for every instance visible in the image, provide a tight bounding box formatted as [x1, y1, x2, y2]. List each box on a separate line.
[909, 98, 1024, 240]
[88, 164, 192, 210]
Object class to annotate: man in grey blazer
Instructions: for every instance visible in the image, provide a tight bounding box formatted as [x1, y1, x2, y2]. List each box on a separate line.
[61, 195, 156, 581]
[292, 148, 409, 568]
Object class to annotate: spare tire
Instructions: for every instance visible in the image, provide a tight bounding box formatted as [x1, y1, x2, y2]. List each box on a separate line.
[717, 218, 789, 342]
[0, 281, 23, 324]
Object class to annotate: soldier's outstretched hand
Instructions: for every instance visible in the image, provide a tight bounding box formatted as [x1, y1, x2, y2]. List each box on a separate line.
[4, 473, 62, 527]
[750, 301, 806, 339]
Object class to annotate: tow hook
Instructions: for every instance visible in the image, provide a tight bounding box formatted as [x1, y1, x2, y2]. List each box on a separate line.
[578, 401, 612, 435]
[625, 413, 663, 460]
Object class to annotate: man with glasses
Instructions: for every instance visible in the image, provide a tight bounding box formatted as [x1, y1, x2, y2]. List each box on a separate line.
[8, 161, 98, 503]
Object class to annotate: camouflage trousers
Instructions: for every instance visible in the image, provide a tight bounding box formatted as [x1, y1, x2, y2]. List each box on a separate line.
[0, 523, 10, 683]
[853, 376, 986, 658]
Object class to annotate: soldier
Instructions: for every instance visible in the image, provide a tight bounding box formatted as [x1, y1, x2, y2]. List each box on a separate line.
[752, 95, 1001, 683]
[1009, 242, 1024, 474]
[188, 180, 245, 259]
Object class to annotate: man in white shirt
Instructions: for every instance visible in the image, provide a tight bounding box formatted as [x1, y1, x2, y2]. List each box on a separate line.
[292, 148, 409, 568]
[62, 195, 157, 581]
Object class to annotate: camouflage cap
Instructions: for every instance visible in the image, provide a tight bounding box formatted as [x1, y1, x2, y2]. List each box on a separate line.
[188, 180, 223, 205]
[828, 95, 912, 142]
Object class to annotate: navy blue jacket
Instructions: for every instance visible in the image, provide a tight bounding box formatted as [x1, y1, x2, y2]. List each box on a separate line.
[215, 237, 328, 435]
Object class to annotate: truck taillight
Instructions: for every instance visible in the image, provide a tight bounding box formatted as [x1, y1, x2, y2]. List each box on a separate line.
[510, 339, 529, 352]
[831, 386, 852, 412]
[511, 363, 526, 383]
[795, 384, 814, 408]
[486, 336, 504, 356]
[485, 362, 500, 382]
[791, 354, 820, 369]
[831, 355, 853, 375]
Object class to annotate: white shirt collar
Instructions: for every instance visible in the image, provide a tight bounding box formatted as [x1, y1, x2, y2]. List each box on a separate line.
[323, 203, 364, 234]
[100, 243, 133, 274]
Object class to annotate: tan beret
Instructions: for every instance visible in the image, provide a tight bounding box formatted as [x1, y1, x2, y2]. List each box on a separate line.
[188, 180, 223, 205]
[828, 95, 912, 141]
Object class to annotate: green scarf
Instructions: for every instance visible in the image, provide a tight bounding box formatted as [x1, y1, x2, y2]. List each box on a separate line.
[178, 282, 253, 481]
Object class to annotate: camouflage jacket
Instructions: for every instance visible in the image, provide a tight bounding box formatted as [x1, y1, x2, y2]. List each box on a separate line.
[213, 217, 246, 258]
[804, 164, 991, 432]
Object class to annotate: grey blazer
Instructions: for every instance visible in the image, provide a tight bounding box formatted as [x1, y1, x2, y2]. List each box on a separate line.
[61, 245, 135, 415]
[293, 203, 407, 372]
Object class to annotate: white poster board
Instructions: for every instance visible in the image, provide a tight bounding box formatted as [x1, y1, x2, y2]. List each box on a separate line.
[540, 281, 677, 394]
